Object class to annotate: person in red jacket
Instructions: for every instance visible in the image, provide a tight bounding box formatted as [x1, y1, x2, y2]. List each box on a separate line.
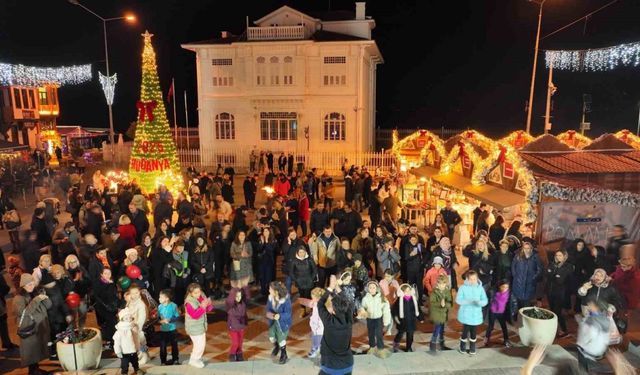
[298, 190, 310, 237]
[117, 214, 137, 248]
[274, 174, 291, 197]
[611, 244, 640, 316]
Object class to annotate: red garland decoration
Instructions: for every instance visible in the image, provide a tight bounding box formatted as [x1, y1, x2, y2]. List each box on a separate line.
[567, 130, 575, 141]
[465, 131, 474, 139]
[458, 141, 466, 157]
[136, 100, 158, 122]
[621, 129, 630, 143]
[498, 145, 507, 164]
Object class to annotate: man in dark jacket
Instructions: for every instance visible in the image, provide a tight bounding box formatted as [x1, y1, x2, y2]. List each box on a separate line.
[344, 173, 354, 206]
[403, 234, 426, 319]
[440, 200, 462, 237]
[128, 202, 149, 245]
[281, 228, 305, 293]
[319, 275, 353, 375]
[85, 204, 104, 241]
[243, 176, 256, 209]
[310, 202, 330, 235]
[153, 197, 173, 228]
[30, 207, 51, 247]
[336, 204, 362, 241]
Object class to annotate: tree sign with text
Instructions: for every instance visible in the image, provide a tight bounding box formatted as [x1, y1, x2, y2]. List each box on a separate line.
[129, 31, 183, 193]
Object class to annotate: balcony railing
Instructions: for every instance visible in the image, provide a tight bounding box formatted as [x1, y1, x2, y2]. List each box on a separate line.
[247, 25, 305, 41]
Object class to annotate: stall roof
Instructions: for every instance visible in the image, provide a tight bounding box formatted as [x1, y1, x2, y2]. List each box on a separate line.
[520, 151, 640, 174]
[0, 139, 29, 152]
[57, 126, 108, 138]
[411, 166, 525, 210]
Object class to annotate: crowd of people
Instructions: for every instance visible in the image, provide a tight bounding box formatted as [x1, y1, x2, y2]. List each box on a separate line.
[0, 157, 638, 375]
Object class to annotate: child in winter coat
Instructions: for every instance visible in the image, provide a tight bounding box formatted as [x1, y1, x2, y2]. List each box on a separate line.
[429, 274, 452, 352]
[126, 285, 149, 365]
[456, 270, 488, 355]
[392, 284, 419, 353]
[266, 281, 292, 365]
[484, 279, 518, 347]
[358, 280, 392, 358]
[157, 289, 180, 365]
[226, 287, 249, 362]
[423, 256, 448, 295]
[298, 287, 325, 358]
[185, 283, 213, 368]
[338, 270, 358, 313]
[113, 308, 143, 375]
[7, 256, 24, 291]
[351, 254, 369, 293]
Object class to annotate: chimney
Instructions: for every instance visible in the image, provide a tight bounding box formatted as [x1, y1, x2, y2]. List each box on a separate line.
[220, 31, 229, 38]
[355, 2, 366, 20]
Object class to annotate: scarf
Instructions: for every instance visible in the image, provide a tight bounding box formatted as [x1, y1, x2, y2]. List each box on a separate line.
[100, 276, 113, 284]
[96, 253, 110, 268]
[398, 284, 419, 319]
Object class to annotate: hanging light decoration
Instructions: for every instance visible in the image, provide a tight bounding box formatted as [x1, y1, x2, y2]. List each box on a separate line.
[0, 62, 92, 86]
[99, 72, 118, 105]
[545, 41, 640, 72]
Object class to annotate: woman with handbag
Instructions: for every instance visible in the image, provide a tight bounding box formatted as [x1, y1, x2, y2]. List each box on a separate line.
[14, 273, 52, 375]
[230, 231, 253, 289]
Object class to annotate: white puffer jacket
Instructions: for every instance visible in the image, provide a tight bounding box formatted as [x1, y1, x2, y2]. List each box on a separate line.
[113, 321, 140, 357]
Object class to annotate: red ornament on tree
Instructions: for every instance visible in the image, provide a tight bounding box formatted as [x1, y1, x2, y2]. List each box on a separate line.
[65, 292, 81, 309]
[126, 265, 141, 279]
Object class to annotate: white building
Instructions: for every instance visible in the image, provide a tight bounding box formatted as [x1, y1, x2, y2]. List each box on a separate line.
[182, 2, 383, 161]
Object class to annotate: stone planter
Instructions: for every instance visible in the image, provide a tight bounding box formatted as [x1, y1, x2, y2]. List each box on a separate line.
[518, 307, 558, 346]
[56, 328, 103, 371]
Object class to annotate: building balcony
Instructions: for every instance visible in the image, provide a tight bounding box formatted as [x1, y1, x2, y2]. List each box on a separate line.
[247, 25, 305, 41]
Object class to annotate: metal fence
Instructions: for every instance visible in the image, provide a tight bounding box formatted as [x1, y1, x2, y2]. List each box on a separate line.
[105, 142, 396, 175]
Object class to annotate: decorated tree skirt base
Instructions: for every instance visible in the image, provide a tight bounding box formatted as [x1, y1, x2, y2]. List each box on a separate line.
[56, 328, 102, 371]
[518, 307, 558, 346]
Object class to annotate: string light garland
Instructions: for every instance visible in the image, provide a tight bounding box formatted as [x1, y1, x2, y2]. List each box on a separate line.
[128, 30, 183, 194]
[615, 129, 640, 150]
[556, 130, 592, 149]
[540, 181, 640, 207]
[99, 72, 118, 105]
[497, 131, 535, 149]
[0, 63, 91, 86]
[545, 41, 640, 72]
[391, 129, 446, 168]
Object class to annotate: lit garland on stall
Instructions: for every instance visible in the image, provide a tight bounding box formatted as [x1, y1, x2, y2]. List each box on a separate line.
[545, 41, 640, 72]
[556, 130, 592, 149]
[0, 63, 91, 86]
[497, 131, 535, 149]
[419, 133, 446, 167]
[390, 129, 446, 168]
[128, 31, 183, 194]
[540, 181, 640, 207]
[615, 129, 640, 150]
[439, 130, 496, 178]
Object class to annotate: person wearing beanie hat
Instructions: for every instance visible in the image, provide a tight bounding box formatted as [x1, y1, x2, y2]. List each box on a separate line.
[14, 272, 52, 374]
[113, 307, 144, 375]
[423, 256, 449, 295]
[122, 248, 149, 289]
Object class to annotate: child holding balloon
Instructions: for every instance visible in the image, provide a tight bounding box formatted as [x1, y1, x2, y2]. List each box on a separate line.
[123, 248, 149, 289]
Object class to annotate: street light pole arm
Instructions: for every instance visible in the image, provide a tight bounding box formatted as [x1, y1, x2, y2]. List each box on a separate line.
[72, 2, 106, 21]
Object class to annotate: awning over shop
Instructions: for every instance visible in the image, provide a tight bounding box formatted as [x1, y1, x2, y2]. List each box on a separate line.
[411, 166, 525, 210]
[0, 139, 29, 153]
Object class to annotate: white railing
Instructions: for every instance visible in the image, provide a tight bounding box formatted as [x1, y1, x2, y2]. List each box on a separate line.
[104, 142, 396, 175]
[247, 25, 305, 41]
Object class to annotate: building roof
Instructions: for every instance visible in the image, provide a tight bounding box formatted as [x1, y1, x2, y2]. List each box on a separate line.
[184, 29, 368, 46]
[520, 134, 574, 152]
[444, 135, 490, 158]
[582, 133, 634, 151]
[311, 29, 368, 41]
[307, 10, 356, 21]
[520, 151, 640, 174]
[0, 139, 29, 152]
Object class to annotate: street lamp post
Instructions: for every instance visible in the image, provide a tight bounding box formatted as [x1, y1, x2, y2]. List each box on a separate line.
[525, 0, 545, 135]
[68, 0, 135, 165]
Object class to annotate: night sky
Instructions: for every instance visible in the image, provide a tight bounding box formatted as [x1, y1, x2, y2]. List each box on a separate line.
[1, 0, 640, 140]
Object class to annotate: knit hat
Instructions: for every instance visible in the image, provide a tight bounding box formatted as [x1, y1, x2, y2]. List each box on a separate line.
[20, 273, 35, 287]
[432, 256, 444, 266]
[125, 248, 138, 258]
[353, 253, 363, 262]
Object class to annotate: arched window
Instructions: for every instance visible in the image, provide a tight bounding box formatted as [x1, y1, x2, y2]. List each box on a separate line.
[215, 112, 235, 140]
[283, 56, 293, 85]
[324, 112, 346, 141]
[270, 56, 280, 85]
[256, 57, 266, 86]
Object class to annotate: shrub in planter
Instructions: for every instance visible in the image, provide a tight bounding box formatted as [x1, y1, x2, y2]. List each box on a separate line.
[56, 327, 103, 371]
[518, 307, 558, 346]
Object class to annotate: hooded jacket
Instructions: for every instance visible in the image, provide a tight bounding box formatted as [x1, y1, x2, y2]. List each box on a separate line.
[511, 252, 542, 301]
[318, 290, 353, 372]
[611, 265, 640, 310]
[226, 288, 248, 331]
[309, 233, 339, 268]
[359, 281, 391, 326]
[429, 286, 452, 324]
[456, 279, 488, 326]
[266, 295, 292, 332]
[113, 320, 141, 357]
[578, 269, 625, 312]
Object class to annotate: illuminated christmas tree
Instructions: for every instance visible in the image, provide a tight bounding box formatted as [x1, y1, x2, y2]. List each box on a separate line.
[129, 30, 183, 194]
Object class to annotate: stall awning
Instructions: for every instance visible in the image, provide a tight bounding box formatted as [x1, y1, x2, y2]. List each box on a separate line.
[411, 166, 525, 210]
[0, 139, 29, 153]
